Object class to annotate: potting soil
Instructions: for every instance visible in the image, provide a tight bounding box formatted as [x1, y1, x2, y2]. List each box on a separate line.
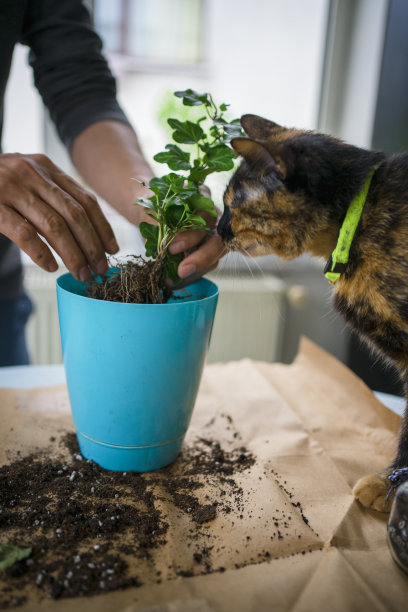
[86, 257, 172, 304]
[0, 415, 315, 608]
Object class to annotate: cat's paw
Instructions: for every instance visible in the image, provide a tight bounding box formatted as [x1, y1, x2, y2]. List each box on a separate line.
[352, 473, 393, 513]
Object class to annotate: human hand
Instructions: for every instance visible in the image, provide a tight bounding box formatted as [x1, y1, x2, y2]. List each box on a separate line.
[168, 206, 226, 286]
[0, 153, 119, 281]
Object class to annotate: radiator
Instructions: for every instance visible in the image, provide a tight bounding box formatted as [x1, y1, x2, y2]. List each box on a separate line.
[206, 274, 286, 363]
[24, 265, 287, 365]
[24, 264, 66, 365]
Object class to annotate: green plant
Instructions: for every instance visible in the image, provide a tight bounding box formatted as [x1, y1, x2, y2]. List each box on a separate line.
[136, 89, 243, 282]
[0, 543, 31, 570]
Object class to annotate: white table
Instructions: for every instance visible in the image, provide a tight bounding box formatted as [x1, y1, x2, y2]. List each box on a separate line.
[0, 364, 66, 389]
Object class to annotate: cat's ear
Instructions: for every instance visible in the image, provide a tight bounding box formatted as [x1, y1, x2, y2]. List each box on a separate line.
[231, 138, 276, 174]
[231, 137, 292, 179]
[263, 142, 294, 180]
[241, 114, 283, 140]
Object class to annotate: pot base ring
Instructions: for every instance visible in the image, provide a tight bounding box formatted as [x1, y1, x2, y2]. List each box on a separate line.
[76, 430, 184, 472]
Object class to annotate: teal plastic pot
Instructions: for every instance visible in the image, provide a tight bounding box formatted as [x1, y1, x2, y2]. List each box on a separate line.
[56, 271, 218, 472]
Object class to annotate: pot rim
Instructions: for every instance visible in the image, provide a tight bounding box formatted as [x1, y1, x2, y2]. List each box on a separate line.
[56, 272, 219, 308]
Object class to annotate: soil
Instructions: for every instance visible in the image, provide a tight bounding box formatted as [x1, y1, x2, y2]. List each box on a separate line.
[0, 430, 256, 608]
[0, 411, 318, 609]
[86, 256, 172, 304]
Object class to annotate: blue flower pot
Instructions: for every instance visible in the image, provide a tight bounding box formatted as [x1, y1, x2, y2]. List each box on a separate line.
[56, 271, 218, 472]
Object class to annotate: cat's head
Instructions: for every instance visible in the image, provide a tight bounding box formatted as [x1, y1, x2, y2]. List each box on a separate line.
[218, 114, 384, 260]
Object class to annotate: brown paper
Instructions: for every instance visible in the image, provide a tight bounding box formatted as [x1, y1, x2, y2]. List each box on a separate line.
[1, 338, 407, 611]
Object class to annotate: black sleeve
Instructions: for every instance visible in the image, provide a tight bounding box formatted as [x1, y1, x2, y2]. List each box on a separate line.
[20, 0, 131, 151]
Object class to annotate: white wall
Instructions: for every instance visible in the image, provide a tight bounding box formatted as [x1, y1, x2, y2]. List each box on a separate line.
[205, 0, 329, 129]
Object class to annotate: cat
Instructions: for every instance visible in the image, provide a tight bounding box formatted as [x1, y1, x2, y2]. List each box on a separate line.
[217, 113, 408, 513]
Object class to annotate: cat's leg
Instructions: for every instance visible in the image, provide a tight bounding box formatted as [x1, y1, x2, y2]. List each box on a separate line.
[352, 473, 393, 512]
[353, 393, 408, 513]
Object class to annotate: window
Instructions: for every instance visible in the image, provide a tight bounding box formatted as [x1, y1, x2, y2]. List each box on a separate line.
[93, 0, 205, 71]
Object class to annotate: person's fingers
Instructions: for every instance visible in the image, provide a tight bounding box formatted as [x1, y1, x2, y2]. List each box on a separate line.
[0, 154, 116, 279]
[0, 204, 58, 272]
[39, 156, 119, 254]
[169, 228, 207, 255]
[3, 176, 107, 280]
[25, 156, 113, 272]
[11, 192, 105, 281]
[177, 233, 226, 280]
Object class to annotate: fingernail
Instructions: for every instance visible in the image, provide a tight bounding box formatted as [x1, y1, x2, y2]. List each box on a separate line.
[96, 259, 108, 275]
[47, 260, 58, 272]
[169, 240, 186, 255]
[179, 264, 196, 278]
[79, 266, 91, 282]
[108, 238, 119, 254]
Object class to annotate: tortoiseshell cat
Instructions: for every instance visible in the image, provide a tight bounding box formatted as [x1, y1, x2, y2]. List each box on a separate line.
[217, 114, 408, 512]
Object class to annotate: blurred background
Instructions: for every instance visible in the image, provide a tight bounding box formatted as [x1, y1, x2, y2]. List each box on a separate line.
[4, 0, 408, 395]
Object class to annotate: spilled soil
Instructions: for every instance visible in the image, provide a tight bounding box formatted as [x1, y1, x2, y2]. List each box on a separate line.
[0, 414, 318, 609]
[0, 428, 256, 608]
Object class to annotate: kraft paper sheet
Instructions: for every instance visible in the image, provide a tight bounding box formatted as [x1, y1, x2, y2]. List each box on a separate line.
[0, 338, 407, 611]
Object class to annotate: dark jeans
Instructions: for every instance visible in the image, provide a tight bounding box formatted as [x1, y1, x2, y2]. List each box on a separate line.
[0, 294, 34, 366]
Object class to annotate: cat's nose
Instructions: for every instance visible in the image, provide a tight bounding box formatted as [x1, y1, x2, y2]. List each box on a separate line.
[217, 207, 235, 242]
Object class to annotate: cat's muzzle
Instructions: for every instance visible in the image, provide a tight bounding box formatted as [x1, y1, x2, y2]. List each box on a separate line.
[217, 206, 235, 243]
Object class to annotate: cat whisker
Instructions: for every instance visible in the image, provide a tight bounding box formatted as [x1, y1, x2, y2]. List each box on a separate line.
[226, 247, 256, 281]
[240, 247, 269, 281]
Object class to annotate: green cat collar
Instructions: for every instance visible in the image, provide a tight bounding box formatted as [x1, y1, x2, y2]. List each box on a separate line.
[324, 165, 378, 284]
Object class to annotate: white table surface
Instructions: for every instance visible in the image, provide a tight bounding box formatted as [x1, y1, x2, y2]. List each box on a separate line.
[0, 364, 66, 389]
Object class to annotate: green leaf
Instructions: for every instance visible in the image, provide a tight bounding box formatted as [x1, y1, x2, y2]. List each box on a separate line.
[188, 193, 217, 216]
[148, 177, 169, 200]
[149, 174, 185, 200]
[208, 125, 222, 141]
[224, 119, 245, 139]
[140, 222, 159, 243]
[175, 187, 197, 202]
[153, 145, 191, 171]
[168, 175, 187, 194]
[144, 240, 157, 258]
[0, 544, 32, 570]
[174, 89, 210, 107]
[205, 144, 236, 171]
[140, 222, 160, 258]
[187, 166, 213, 184]
[165, 251, 183, 283]
[168, 118, 204, 144]
[165, 195, 185, 208]
[166, 205, 187, 229]
[211, 119, 244, 142]
[136, 197, 156, 210]
[186, 214, 207, 227]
